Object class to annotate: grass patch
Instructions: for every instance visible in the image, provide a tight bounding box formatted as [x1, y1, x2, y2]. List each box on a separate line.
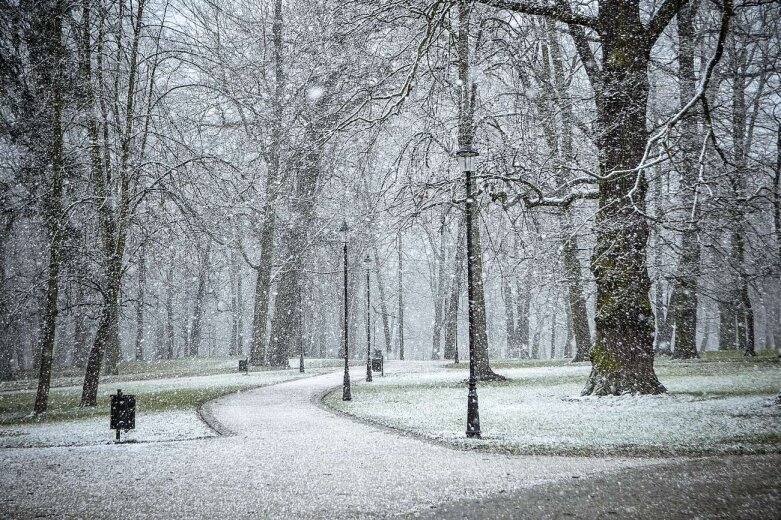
[0, 357, 344, 425]
[323, 355, 781, 457]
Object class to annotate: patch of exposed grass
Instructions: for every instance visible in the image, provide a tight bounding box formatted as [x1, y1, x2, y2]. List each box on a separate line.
[0, 361, 329, 425]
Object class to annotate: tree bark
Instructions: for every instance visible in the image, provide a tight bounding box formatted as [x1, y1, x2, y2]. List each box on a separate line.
[71, 284, 90, 369]
[134, 244, 146, 361]
[431, 214, 448, 360]
[372, 242, 392, 355]
[33, 1, 66, 414]
[165, 263, 175, 360]
[457, 0, 501, 380]
[580, 3, 666, 396]
[249, 0, 284, 366]
[187, 243, 209, 358]
[0, 215, 14, 379]
[443, 221, 465, 360]
[397, 231, 405, 360]
[502, 271, 515, 358]
[515, 280, 531, 359]
[670, 2, 701, 360]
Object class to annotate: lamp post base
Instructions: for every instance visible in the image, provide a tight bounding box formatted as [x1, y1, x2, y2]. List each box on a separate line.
[466, 379, 481, 438]
[343, 371, 352, 401]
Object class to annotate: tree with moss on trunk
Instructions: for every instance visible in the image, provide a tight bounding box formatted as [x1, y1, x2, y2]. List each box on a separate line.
[478, 0, 732, 394]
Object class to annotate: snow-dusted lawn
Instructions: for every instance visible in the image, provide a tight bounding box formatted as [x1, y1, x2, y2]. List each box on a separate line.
[324, 354, 781, 456]
[0, 358, 337, 447]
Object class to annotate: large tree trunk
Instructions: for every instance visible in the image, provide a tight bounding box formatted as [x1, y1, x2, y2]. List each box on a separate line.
[581, 5, 665, 396]
[670, 2, 701, 360]
[33, 1, 66, 414]
[730, 55, 756, 356]
[249, 0, 284, 366]
[457, 0, 501, 381]
[470, 216, 503, 380]
[267, 267, 298, 367]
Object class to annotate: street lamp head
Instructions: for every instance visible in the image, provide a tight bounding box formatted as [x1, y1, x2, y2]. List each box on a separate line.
[338, 220, 349, 244]
[455, 144, 479, 173]
[363, 254, 372, 267]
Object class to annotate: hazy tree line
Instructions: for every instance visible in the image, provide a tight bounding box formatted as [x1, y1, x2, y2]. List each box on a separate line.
[1, 0, 780, 411]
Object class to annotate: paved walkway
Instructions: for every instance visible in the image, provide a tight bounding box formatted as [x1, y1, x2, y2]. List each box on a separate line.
[1, 365, 777, 518]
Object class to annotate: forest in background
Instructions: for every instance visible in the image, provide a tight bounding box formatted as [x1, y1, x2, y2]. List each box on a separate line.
[1, 0, 780, 411]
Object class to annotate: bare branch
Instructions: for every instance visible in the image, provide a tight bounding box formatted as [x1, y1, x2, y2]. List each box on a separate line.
[477, 0, 599, 29]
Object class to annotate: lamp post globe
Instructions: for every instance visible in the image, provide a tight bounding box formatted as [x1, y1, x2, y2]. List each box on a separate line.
[456, 144, 481, 439]
[364, 254, 373, 383]
[340, 220, 352, 401]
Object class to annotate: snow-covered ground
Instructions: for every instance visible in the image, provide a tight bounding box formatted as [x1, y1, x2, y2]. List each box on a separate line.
[324, 359, 781, 455]
[0, 366, 320, 447]
[0, 367, 660, 518]
[1, 363, 779, 518]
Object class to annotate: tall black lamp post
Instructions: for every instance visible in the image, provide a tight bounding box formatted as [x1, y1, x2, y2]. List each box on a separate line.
[364, 254, 373, 382]
[340, 221, 352, 401]
[457, 144, 481, 438]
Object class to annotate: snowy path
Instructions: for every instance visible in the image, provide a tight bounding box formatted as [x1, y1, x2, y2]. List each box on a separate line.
[1, 366, 661, 518]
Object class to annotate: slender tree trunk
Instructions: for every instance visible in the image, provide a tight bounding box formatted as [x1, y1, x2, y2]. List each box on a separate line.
[670, 2, 701, 360]
[515, 280, 530, 359]
[0, 219, 13, 379]
[134, 245, 146, 361]
[542, 17, 592, 363]
[372, 243, 392, 354]
[71, 285, 89, 368]
[549, 293, 558, 359]
[444, 220, 465, 360]
[562, 214, 592, 362]
[774, 124, 781, 351]
[165, 263, 175, 360]
[230, 248, 239, 356]
[187, 244, 209, 358]
[397, 231, 405, 360]
[564, 299, 574, 358]
[34, 1, 66, 414]
[431, 217, 448, 360]
[502, 271, 515, 358]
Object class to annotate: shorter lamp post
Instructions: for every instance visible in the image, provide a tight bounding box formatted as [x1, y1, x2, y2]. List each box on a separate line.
[457, 144, 481, 438]
[299, 339, 305, 373]
[364, 254, 373, 382]
[340, 221, 352, 401]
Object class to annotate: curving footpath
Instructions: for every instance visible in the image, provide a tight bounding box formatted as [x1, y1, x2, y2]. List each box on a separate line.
[1, 365, 777, 518]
